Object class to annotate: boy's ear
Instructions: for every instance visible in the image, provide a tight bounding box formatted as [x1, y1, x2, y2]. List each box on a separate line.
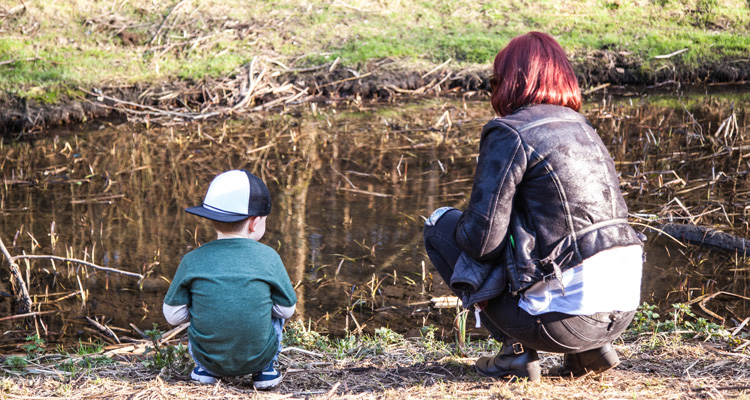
[247, 216, 260, 232]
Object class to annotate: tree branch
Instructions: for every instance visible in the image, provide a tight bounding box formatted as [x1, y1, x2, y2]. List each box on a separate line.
[0, 236, 32, 313]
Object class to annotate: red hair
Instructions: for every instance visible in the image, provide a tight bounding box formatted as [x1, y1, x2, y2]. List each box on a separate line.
[490, 32, 581, 117]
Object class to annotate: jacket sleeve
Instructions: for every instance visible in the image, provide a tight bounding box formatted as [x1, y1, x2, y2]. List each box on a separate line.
[456, 122, 527, 261]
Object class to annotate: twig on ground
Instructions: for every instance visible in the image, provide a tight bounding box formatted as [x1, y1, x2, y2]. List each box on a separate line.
[0, 57, 41, 66]
[654, 48, 689, 59]
[159, 323, 190, 344]
[150, 0, 188, 45]
[282, 346, 324, 358]
[0, 310, 56, 322]
[86, 316, 121, 344]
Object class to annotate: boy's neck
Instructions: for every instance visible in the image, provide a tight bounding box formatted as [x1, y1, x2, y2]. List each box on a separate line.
[216, 232, 254, 240]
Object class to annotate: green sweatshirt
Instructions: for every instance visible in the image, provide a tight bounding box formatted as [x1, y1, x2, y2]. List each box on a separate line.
[164, 238, 297, 376]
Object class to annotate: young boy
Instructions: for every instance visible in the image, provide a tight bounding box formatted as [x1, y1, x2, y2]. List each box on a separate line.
[162, 170, 297, 388]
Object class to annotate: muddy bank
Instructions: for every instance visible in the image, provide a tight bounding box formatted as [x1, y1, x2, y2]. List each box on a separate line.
[2, 55, 749, 136]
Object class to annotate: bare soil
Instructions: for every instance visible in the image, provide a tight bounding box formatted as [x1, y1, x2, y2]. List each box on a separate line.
[2, 338, 748, 399]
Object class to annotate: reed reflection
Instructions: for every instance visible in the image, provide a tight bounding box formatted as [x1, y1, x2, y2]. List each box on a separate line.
[0, 92, 748, 347]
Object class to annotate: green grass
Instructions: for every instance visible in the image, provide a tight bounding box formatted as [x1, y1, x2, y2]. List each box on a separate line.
[73, 340, 105, 356]
[0, 0, 748, 100]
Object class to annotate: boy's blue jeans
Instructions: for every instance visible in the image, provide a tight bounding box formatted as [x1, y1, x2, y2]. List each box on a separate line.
[188, 317, 285, 376]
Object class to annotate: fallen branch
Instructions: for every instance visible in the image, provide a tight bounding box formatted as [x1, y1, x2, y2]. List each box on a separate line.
[653, 223, 749, 255]
[70, 194, 125, 204]
[0, 236, 32, 313]
[692, 386, 750, 393]
[686, 291, 750, 323]
[86, 316, 121, 344]
[317, 72, 373, 89]
[282, 346, 324, 358]
[337, 187, 391, 198]
[249, 87, 308, 112]
[583, 83, 610, 95]
[0, 310, 55, 322]
[631, 222, 687, 248]
[13, 255, 143, 279]
[700, 343, 750, 359]
[78, 87, 222, 120]
[159, 322, 189, 344]
[230, 56, 266, 111]
[149, 0, 188, 45]
[654, 48, 689, 59]
[422, 58, 452, 79]
[0, 232, 143, 318]
[0, 57, 41, 66]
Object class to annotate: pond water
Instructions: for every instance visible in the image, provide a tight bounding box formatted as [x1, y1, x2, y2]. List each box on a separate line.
[1, 86, 749, 348]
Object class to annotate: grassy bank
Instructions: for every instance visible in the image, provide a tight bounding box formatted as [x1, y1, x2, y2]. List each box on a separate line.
[1, 0, 749, 105]
[2, 303, 749, 399]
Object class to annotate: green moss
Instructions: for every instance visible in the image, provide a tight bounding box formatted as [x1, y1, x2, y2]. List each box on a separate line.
[21, 87, 59, 104]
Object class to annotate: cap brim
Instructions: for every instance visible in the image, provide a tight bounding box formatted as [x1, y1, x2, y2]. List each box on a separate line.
[185, 205, 250, 222]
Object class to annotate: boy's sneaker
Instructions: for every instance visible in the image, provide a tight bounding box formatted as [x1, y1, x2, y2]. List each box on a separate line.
[191, 366, 219, 384]
[252, 363, 282, 389]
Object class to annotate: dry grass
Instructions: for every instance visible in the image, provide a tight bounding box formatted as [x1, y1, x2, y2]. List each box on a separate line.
[2, 335, 749, 399]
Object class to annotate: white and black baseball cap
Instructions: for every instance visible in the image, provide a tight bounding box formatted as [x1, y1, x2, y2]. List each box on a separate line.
[185, 170, 271, 222]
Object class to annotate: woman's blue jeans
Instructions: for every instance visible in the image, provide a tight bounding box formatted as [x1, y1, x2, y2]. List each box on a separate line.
[423, 209, 635, 354]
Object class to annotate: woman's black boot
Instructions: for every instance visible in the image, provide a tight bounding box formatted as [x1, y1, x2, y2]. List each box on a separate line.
[549, 343, 619, 378]
[475, 340, 541, 382]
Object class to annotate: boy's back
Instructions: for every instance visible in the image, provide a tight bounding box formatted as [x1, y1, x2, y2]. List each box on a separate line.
[165, 238, 296, 376]
[162, 169, 297, 387]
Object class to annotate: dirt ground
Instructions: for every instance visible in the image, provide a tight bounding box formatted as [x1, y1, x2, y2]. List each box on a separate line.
[2, 337, 749, 399]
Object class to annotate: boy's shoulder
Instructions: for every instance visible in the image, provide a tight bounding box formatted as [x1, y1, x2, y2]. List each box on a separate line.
[184, 238, 281, 261]
[244, 239, 282, 258]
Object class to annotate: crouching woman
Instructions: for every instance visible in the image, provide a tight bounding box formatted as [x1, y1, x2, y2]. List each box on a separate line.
[423, 31, 643, 382]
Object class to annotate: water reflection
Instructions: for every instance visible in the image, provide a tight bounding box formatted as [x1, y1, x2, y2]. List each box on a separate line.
[1, 90, 748, 346]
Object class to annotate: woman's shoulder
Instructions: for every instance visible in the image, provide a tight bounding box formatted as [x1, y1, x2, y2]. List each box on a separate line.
[482, 104, 592, 142]
[481, 117, 521, 142]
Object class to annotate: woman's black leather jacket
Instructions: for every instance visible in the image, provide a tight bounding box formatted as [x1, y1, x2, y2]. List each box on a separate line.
[452, 104, 642, 304]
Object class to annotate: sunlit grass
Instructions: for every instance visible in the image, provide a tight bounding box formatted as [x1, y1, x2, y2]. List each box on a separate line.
[0, 0, 748, 98]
